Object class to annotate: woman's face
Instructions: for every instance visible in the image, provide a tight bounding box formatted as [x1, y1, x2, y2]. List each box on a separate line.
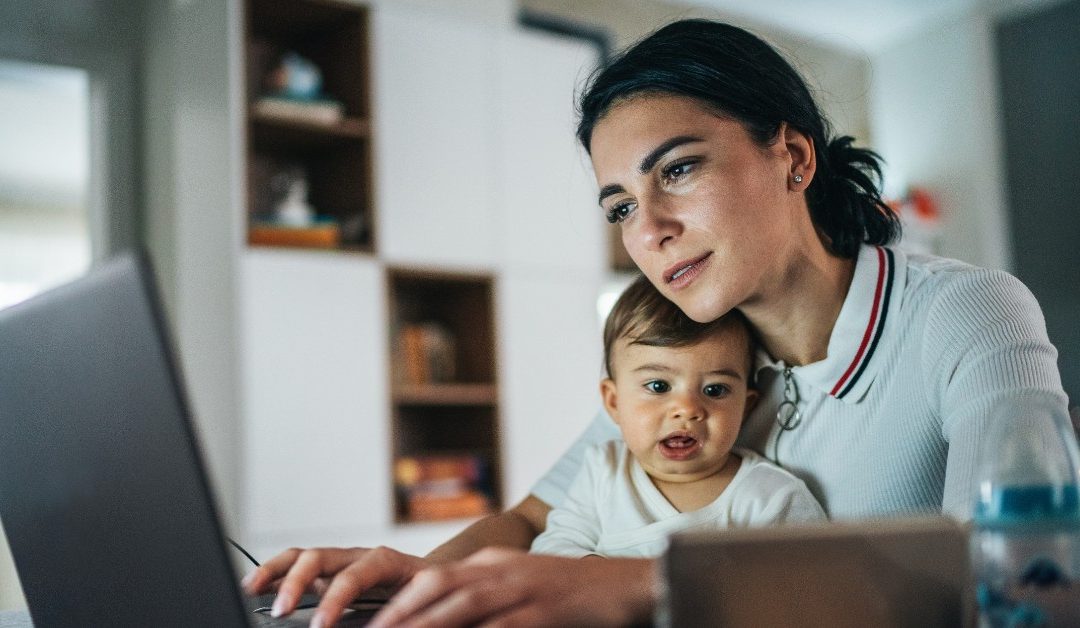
[590, 94, 802, 323]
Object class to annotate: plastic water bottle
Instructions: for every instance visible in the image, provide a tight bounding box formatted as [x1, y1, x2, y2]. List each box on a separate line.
[971, 395, 1080, 627]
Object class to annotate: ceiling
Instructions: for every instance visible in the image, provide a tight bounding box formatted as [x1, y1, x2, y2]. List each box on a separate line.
[680, 0, 1047, 52]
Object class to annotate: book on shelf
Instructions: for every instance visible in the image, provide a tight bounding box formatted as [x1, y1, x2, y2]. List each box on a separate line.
[406, 491, 489, 521]
[395, 322, 456, 386]
[394, 454, 492, 522]
[252, 95, 345, 126]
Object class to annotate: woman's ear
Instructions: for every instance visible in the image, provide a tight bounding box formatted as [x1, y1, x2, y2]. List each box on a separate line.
[780, 122, 816, 191]
[600, 378, 620, 424]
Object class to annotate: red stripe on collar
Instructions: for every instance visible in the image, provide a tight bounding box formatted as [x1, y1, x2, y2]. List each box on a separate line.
[829, 246, 886, 396]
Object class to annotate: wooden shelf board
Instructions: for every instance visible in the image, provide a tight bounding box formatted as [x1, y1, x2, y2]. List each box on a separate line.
[251, 111, 369, 144]
[393, 383, 498, 406]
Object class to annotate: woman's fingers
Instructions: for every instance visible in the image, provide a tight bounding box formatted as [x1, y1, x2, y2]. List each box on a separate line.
[241, 547, 302, 594]
[368, 548, 529, 628]
[270, 548, 344, 616]
[240, 547, 369, 616]
[312, 546, 428, 628]
[369, 550, 658, 628]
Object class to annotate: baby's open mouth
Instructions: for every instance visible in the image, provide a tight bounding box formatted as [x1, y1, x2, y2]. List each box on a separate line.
[658, 434, 701, 460]
[662, 435, 697, 448]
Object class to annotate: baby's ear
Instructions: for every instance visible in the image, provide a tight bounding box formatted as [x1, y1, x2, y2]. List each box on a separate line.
[742, 387, 760, 418]
[600, 378, 620, 423]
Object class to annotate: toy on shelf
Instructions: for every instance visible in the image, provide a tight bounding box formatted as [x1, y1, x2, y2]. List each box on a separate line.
[270, 165, 316, 227]
[248, 164, 341, 248]
[253, 52, 344, 125]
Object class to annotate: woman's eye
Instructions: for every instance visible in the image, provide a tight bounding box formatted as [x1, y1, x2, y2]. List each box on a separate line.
[605, 201, 635, 224]
[645, 380, 670, 393]
[703, 383, 729, 398]
[661, 160, 696, 184]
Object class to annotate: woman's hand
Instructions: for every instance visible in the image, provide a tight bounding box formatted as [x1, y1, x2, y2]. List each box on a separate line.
[367, 548, 658, 627]
[241, 545, 429, 625]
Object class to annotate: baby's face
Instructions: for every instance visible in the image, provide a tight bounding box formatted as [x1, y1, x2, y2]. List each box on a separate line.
[601, 327, 755, 484]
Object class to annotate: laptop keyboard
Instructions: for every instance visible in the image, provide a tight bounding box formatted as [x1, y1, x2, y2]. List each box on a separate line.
[250, 606, 380, 627]
[246, 593, 382, 627]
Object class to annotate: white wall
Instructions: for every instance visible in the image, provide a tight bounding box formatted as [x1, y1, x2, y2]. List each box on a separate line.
[494, 27, 607, 506]
[870, 8, 1013, 269]
[142, 0, 245, 530]
[519, 0, 874, 143]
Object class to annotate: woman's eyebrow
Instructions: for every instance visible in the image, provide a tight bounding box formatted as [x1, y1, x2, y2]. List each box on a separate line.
[638, 135, 703, 174]
[597, 136, 706, 206]
[598, 183, 625, 206]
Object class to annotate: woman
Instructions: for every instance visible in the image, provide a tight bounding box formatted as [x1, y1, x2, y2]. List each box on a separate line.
[244, 19, 1066, 627]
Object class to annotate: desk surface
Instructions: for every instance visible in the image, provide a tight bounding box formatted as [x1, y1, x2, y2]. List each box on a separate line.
[0, 610, 30, 628]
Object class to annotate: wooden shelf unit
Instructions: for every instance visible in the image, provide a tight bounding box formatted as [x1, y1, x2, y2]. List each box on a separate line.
[387, 268, 503, 524]
[243, 0, 375, 252]
[610, 232, 637, 273]
[394, 383, 498, 406]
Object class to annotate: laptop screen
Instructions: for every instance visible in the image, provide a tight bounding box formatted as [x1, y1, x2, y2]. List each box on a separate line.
[0, 253, 250, 627]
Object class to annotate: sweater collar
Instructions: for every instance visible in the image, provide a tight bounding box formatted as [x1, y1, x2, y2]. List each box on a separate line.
[755, 245, 908, 403]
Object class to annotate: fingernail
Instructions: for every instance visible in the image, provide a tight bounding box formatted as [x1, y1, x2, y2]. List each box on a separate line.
[309, 611, 325, 628]
[271, 595, 287, 618]
[240, 572, 254, 588]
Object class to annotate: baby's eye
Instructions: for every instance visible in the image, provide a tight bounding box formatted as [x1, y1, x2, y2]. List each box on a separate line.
[661, 159, 697, 184]
[703, 383, 729, 398]
[645, 380, 670, 393]
[605, 201, 636, 224]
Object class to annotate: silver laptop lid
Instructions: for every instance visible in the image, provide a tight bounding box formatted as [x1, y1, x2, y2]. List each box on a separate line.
[661, 517, 972, 628]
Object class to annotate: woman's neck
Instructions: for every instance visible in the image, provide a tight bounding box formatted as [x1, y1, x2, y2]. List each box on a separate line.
[740, 239, 856, 367]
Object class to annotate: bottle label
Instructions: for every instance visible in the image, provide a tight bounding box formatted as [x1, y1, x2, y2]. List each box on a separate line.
[975, 484, 1080, 530]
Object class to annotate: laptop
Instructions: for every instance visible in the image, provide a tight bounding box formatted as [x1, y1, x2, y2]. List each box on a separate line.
[661, 516, 974, 628]
[0, 252, 380, 627]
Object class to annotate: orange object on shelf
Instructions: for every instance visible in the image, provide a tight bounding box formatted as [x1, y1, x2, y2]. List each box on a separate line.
[248, 222, 340, 248]
[407, 490, 491, 522]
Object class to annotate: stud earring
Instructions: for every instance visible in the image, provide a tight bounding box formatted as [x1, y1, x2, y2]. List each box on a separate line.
[793, 174, 804, 184]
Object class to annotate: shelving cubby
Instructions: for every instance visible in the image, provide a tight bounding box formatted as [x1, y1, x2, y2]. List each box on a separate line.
[386, 268, 503, 524]
[243, 0, 375, 252]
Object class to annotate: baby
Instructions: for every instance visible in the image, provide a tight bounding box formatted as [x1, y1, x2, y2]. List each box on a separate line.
[531, 275, 826, 557]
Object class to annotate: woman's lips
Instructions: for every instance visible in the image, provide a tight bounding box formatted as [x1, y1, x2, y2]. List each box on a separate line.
[658, 434, 701, 461]
[664, 253, 711, 290]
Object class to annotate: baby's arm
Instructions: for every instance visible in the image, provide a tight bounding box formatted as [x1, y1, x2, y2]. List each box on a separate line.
[530, 444, 608, 557]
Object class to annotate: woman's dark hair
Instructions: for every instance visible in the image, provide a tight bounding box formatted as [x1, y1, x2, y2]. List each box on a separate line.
[577, 19, 900, 258]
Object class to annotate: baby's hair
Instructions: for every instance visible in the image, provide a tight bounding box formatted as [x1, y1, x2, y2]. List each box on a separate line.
[603, 274, 755, 381]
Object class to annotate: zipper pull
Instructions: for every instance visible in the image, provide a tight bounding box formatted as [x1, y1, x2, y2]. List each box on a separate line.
[772, 367, 802, 465]
[776, 367, 802, 430]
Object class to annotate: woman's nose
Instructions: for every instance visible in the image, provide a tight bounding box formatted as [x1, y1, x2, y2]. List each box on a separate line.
[634, 196, 681, 251]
